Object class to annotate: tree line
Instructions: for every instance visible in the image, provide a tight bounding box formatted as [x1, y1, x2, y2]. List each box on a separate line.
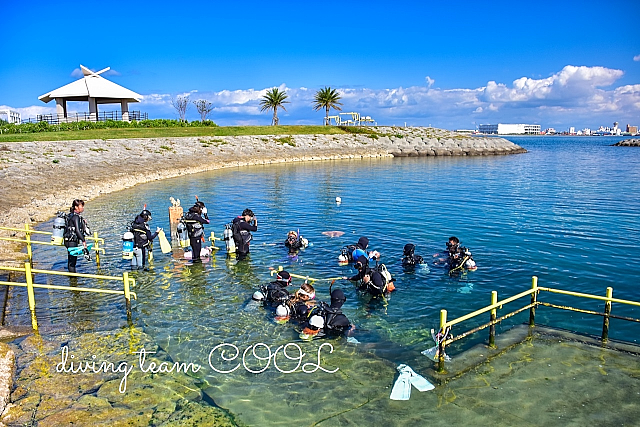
[174, 86, 343, 126]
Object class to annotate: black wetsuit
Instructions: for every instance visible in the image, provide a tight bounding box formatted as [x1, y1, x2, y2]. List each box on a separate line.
[348, 267, 388, 296]
[261, 281, 291, 307]
[185, 207, 209, 262]
[232, 217, 257, 260]
[285, 237, 304, 254]
[64, 212, 88, 273]
[304, 290, 351, 337]
[131, 215, 159, 267]
[288, 300, 312, 322]
[402, 254, 425, 268]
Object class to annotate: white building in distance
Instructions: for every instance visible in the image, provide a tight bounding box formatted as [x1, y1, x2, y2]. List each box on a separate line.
[479, 123, 541, 135]
[0, 110, 21, 124]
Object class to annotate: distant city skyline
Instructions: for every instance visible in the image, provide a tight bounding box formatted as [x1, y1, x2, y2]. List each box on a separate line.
[1, 0, 638, 130]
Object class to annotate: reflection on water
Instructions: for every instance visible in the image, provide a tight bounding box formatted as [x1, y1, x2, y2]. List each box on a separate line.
[20, 136, 640, 424]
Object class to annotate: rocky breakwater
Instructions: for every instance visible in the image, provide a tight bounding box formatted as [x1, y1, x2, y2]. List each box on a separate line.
[373, 126, 527, 157]
[613, 139, 640, 146]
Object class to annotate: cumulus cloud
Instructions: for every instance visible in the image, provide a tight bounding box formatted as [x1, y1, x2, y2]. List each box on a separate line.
[634, 55, 640, 62]
[11, 65, 639, 129]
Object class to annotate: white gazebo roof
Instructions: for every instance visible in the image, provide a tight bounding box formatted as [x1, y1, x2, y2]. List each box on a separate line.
[39, 65, 142, 103]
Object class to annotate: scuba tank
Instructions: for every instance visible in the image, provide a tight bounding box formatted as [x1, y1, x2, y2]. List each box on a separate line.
[177, 221, 189, 248]
[122, 231, 134, 259]
[51, 213, 66, 245]
[224, 223, 236, 254]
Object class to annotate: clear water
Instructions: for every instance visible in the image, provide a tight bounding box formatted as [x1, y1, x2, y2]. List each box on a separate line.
[16, 135, 640, 425]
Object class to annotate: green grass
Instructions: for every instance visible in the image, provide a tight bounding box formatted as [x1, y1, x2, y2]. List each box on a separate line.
[0, 125, 363, 143]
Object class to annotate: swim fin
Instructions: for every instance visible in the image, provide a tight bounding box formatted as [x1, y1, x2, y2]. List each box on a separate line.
[158, 229, 172, 254]
[67, 243, 94, 256]
[398, 364, 434, 392]
[390, 366, 412, 400]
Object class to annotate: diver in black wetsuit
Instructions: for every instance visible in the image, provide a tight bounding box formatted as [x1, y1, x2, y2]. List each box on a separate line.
[284, 230, 308, 254]
[301, 288, 353, 339]
[232, 209, 258, 260]
[253, 270, 292, 307]
[184, 204, 209, 262]
[130, 209, 159, 269]
[63, 199, 90, 273]
[402, 243, 425, 269]
[346, 255, 395, 296]
[444, 236, 477, 275]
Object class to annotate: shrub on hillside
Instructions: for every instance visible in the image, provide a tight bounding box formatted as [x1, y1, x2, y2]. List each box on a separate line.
[0, 118, 218, 135]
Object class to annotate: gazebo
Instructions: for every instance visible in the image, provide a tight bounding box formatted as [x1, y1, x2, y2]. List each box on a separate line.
[38, 65, 143, 123]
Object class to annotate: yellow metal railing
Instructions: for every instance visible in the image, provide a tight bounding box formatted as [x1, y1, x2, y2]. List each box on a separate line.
[435, 276, 640, 372]
[0, 224, 105, 266]
[0, 263, 136, 331]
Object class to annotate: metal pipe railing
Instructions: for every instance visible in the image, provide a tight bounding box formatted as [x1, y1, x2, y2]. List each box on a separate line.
[435, 276, 640, 372]
[0, 263, 136, 331]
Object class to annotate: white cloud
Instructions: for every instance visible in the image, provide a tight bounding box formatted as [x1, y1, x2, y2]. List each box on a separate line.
[425, 76, 435, 88]
[634, 55, 640, 62]
[10, 65, 638, 129]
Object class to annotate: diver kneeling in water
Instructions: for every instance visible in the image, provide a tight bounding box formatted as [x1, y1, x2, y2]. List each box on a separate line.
[284, 230, 308, 254]
[401, 243, 427, 270]
[338, 236, 380, 265]
[273, 283, 316, 323]
[301, 288, 353, 340]
[444, 236, 477, 275]
[346, 255, 395, 296]
[253, 270, 292, 308]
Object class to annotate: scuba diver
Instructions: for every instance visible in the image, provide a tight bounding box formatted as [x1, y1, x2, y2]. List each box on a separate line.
[274, 282, 316, 323]
[252, 270, 292, 308]
[401, 243, 427, 270]
[436, 236, 477, 275]
[346, 255, 395, 296]
[183, 203, 210, 263]
[300, 288, 353, 340]
[63, 199, 91, 273]
[284, 230, 308, 255]
[232, 209, 258, 260]
[130, 209, 160, 270]
[338, 236, 380, 265]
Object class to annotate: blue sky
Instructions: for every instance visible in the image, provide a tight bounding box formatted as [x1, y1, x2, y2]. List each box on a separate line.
[1, 0, 639, 130]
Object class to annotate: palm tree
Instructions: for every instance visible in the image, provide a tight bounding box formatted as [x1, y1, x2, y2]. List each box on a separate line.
[260, 88, 289, 125]
[313, 87, 343, 125]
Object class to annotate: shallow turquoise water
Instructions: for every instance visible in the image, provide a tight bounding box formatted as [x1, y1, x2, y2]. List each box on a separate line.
[16, 135, 640, 424]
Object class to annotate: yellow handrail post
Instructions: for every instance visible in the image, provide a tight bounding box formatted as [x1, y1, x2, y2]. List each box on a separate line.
[529, 276, 538, 326]
[602, 286, 613, 343]
[437, 309, 447, 373]
[123, 271, 132, 321]
[24, 262, 38, 331]
[489, 291, 498, 348]
[93, 231, 101, 267]
[25, 224, 33, 265]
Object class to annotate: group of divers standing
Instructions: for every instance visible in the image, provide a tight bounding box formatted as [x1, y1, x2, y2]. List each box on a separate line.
[58, 198, 477, 341]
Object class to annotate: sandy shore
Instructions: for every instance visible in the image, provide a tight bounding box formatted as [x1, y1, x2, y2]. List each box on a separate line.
[0, 126, 525, 263]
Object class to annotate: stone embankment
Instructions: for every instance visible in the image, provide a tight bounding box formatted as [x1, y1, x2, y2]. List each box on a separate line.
[613, 139, 640, 146]
[0, 127, 524, 262]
